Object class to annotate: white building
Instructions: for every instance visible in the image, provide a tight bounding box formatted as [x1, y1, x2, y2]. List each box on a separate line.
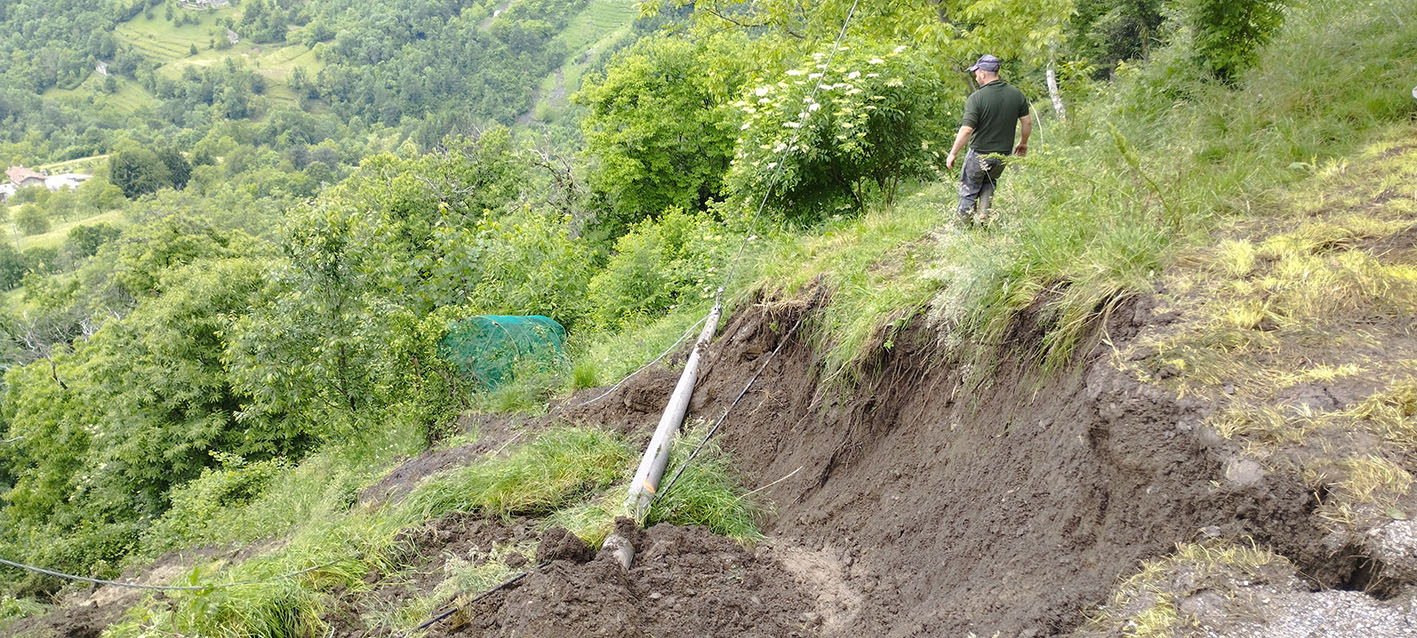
[44, 174, 92, 191]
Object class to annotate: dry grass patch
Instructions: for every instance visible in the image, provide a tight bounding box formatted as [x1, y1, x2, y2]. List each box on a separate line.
[1119, 136, 1417, 527]
[1077, 541, 1292, 638]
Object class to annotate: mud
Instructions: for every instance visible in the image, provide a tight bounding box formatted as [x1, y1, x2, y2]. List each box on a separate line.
[524, 293, 1408, 637]
[325, 512, 537, 637]
[434, 523, 818, 638]
[361, 412, 534, 505]
[6, 543, 261, 638]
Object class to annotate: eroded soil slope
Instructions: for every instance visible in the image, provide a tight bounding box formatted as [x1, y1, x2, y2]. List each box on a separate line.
[525, 143, 1417, 636]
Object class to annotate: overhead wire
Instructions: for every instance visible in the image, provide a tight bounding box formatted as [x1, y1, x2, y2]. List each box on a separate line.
[655, 315, 805, 504]
[0, 557, 336, 593]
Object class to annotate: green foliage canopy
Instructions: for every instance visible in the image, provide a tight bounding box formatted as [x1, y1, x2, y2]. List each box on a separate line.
[577, 33, 755, 231]
[1185, 0, 1286, 81]
[726, 43, 948, 220]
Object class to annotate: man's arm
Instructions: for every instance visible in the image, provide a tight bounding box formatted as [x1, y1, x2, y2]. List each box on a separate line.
[1014, 115, 1032, 157]
[946, 126, 973, 170]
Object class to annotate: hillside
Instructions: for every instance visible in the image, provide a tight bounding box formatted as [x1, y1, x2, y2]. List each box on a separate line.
[2, 0, 1416, 636]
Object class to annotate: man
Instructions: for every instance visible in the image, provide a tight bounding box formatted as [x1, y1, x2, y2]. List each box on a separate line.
[945, 54, 1032, 226]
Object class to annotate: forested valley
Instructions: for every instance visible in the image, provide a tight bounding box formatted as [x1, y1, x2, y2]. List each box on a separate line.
[1, 0, 1415, 635]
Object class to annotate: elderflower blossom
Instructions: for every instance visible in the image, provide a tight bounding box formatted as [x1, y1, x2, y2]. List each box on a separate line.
[786, 69, 803, 76]
[755, 86, 771, 97]
[868, 58, 885, 65]
[894, 45, 908, 54]
[846, 71, 860, 80]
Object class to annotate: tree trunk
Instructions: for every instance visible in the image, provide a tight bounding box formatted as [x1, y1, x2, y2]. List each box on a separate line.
[1046, 56, 1067, 122]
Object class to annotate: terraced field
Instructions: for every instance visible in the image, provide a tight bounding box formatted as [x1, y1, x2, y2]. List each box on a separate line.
[100, 7, 320, 112]
[45, 74, 158, 115]
[525, 0, 640, 123]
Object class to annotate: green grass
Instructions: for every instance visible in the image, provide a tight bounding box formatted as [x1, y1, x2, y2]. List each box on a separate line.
[45, 74, 158, 115]
[114, 9, 239, 60]
[749, 184, 945, 385]
[8, 209, 127, 252]
[646, 424, 768, 541]
[100, 420, 768, 637]
[105, 427, 628, 637]
[36, 154, 110, 175]
[548, 423, 770, 547]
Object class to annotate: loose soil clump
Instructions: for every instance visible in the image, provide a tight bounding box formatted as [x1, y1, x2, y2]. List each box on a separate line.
[433, 523, 817, 638]
[324, 512, 537, 637]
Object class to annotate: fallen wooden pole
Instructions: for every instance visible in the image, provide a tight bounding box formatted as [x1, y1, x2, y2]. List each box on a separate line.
[604, 297, 724, 570]
[627, 298, 723, 519]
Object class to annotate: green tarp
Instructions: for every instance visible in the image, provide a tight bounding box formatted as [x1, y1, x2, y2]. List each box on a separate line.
[439, 315, 567, 388]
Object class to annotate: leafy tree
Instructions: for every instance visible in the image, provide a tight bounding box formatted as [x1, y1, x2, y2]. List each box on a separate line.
[1186, 0, 1286, 81]
[1068, 0, 1166, 74]
[0, 243, 26, 290]
[156, 147, 193, 190]
[726, 42, 947, 221]
[14, 204, 50, 235]
[109, 148, 174, 198]
[77, 176, 126, 211]
[62, 223, 122, 261]
[0, 256, 288, 582]
[577, 33, 754, 232]
[225, 133, 528, 435]
[44, 188, 78, 222]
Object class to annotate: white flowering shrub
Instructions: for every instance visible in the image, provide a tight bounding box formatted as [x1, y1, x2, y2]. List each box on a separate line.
[725, 43, 948, 222]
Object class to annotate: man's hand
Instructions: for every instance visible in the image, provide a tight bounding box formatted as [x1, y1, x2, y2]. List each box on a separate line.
[947, 126, 973, 172]
[1015, 115, 1032, 158]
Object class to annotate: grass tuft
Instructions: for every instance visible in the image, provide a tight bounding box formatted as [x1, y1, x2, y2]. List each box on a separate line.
[646, 425, 768, 543]
[400, 427, 632, 522]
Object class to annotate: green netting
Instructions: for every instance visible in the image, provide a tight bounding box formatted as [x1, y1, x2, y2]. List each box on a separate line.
[438, 315, 568, 389]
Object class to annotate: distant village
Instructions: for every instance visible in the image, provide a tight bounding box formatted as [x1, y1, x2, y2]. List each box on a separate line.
[0, 166, 93, 202]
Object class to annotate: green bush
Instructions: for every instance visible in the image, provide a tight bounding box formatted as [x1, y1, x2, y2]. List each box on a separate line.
[587, 207, 736, 328]
[459, 209, 598, 329]
[577, 32, 754, 233]
[143, 454, 289, 548]
[726, 41, 948, 222]
[1185, 0, 1286, 81]
[0, 243, 25, 290]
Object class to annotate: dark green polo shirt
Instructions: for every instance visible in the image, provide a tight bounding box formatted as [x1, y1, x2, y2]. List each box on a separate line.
[961, 80, 1030, 155]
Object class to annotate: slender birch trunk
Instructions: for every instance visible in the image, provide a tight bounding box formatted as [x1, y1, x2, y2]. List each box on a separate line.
[1046, 54, 1067, 121]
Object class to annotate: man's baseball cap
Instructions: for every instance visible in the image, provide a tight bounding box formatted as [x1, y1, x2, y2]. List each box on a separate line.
[967, 54, 1002, 73]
